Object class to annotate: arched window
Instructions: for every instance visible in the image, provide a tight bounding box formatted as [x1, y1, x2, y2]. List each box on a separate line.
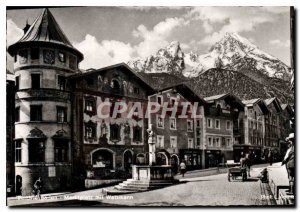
[92, 149, 114, 169]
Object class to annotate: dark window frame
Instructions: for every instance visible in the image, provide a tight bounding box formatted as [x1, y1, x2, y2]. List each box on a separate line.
[110, 124, 120, 141]
[28, 139, 45, 163]
[31, 73, 41, 89]
[30, 105, 42, 121]
[15, 139, 22, 163]
[15, 76, 20, 91]
[54, 140, 69, 162]
[85, 122, 96, 139]
[31, 48, 39, 60]
[58, 75, 66, 90]
[57, 106, 67, 123]
[133, 126, 141, 142]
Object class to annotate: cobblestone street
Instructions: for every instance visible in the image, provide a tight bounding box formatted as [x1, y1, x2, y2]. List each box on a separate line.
[8, 164, 276, 206]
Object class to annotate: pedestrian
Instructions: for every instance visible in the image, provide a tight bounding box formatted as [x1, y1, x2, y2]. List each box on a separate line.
[268, 149, 273, 166]
[179, 160, 186, 177]
[240, 153, 251, 177]
[33, 177, 42, 199]
[282, 133, 295, 195]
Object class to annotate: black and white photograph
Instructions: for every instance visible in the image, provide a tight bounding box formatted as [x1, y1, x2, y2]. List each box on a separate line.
[5, 5, 295, 207]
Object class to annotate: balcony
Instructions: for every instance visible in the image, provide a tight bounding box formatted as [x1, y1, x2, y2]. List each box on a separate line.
[16, 89, 71, 101]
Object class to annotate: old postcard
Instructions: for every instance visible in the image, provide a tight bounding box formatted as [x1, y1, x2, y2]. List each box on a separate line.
[6, 6, 295, 207]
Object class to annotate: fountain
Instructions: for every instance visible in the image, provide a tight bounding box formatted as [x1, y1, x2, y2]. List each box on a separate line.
[106, 124, 176, 194]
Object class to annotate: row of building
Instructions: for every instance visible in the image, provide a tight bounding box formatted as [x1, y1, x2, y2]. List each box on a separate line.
[6, 8, 294, 196]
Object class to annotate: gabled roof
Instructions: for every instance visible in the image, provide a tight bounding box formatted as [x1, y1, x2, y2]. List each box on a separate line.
[243, 98, 269, 114]
[264, 97, 282, 113]
[242, 98, 260, 106]
[8, 8, 83, 61]
[70, 63, 155, 93]
[204, 94, 228, 102]
[204, 93, 244, 111]
[157, 83, 207, 105]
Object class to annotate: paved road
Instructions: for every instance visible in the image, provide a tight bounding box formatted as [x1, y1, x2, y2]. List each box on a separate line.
[8, 164, 276, 206]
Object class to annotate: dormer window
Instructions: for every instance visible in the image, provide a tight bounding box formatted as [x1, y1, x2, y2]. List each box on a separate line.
[19, 49, 28, 64]
[43, 50, 55, 64]
[69, 55, 77, 70]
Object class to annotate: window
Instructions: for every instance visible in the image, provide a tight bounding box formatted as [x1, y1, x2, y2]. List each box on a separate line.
[215, 137, 220, 147]
[31, 73, 40, 89]
[69, 55, 77, 70]
[208, 137, 212, 146]
[19, 49, 28, 64]
[85, 123, 96, 139]
[110, 124, 120, 140]
[196, 137, 201, 146]
[157, 96, 163, 106]
[170, 97, 176, 107]
[207, 118, 212, 128]
[31, 48, 39, 60]
[188, 138, 194, 148]
[226, 138, 231, 146]
[170, 118, 176, 130]
[15, 107, 20, 122]
[226, 121, 231, 130]
[15, 140, 22, 162]
[187, 119, 193, 132]
[156, 135, 164, 148]
[15, 76, 20, 90]
[215, 119, 220, 129]
[54, 141, 68, 162]
[133, 126, 141, 142]
[111, 79, 121, 92]
[57, 107, 67, 123]
[29, 140, 45, 162]
[30, 105, 42, 121]
[85, 98, 95, 113]
[170, 136, 177, 148]
[14, 54, 17, 62]
[58, 75, 66, 90]
[134, 87, 140, 94]
[196, 119, 201, 127]
[157, 115, 164, 129]
[58, 51, 66, 63]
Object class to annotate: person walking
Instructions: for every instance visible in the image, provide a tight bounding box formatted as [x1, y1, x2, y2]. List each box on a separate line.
[179, 160, 186, 177]
[33, 177, 42, 199]
[268, 149, 273, 166]
[282, 133, 295, 195]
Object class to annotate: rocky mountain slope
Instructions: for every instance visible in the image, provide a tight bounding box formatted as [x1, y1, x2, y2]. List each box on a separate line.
[128, 33, 291, 82]
[128, 32, 293, 103]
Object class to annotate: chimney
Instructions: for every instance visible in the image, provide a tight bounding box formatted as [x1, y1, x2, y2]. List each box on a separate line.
[23, 19, 31, 34]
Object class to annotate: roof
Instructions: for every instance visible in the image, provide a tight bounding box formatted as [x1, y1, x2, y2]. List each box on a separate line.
[70, 63, 155, 93]
[281, 104, 294, 116]
[8, 8, 83, 61]
[242, 98, 260, 106]
[204, 93, 228, 102]
[264, 97, 282, 112]
[157, 83, 207, 105]
[204, 93, 244, 110]
[242, 98, 269, 114]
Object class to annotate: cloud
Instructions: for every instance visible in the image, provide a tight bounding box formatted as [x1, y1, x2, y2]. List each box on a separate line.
[6, 19, 23, 47]
[187, 7, 288, 45]
[132, 17, 188, 57]
[269, 39, 290, 48]
[74, 34, 134, 69]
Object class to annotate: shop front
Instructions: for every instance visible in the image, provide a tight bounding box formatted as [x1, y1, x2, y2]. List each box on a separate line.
[233, 145, 262, 164]
[179, 149, 202, 170]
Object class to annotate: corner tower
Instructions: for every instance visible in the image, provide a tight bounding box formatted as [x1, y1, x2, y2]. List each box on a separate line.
[8, 8, 83, 195]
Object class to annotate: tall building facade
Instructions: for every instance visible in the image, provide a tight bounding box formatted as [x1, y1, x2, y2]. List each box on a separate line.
[7, 8, 83, 195]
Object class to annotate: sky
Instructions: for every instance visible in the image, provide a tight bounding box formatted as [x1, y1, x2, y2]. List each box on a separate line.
[6, 6, 292, 71]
